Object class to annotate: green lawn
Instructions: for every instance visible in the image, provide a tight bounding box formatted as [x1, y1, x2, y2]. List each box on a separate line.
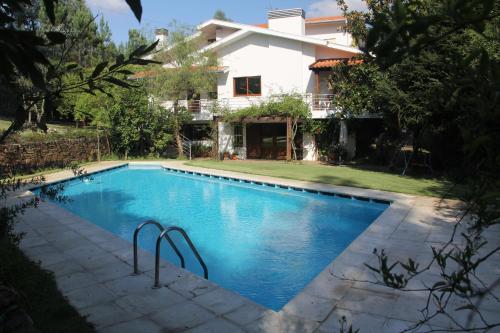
[0, 118, 76, 133]
[186, 160, 460, 198]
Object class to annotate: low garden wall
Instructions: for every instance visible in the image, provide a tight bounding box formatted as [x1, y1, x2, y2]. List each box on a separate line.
[0, 137, 108, 175]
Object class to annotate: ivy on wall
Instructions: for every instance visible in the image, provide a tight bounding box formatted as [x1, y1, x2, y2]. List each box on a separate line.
[217, 94, 311, 122]
[212, 95, 312, 160]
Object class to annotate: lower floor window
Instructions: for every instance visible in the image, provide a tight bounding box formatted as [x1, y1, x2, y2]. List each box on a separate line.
[234, 124, 243, 148]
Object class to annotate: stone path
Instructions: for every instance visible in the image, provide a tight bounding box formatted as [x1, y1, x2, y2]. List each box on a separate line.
[11, 161, 500, 333]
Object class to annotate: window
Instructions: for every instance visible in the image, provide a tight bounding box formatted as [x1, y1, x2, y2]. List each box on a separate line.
[233, 76, 261, 96]
[233, 124, 243, 148]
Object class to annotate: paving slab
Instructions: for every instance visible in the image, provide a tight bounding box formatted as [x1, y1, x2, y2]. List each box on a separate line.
[281, 292, 336, 322]
[168, 273, 218, 299]
[55, 271, 99, 292]
[223, 302, 269, 326]
[99, 318, 163, 333]
[65, 284, 117, 310]
[91, 261, 133, 283]
[185, 318, 245, 333]
[192, 287, 248, 315]
[318, 307, 387, 333]
[114, 287, 187, 316]
[148, 301, 216, 332]
[79, 302, 142, 329]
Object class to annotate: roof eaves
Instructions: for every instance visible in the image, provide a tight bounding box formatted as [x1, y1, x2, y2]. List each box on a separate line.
[325, 42, 363, 54]
[198, 19, 361, 54]
[200, 29, 251, 52]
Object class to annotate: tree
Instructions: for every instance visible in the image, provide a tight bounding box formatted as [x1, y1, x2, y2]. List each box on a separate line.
[147, 26, 217, 157]
[73, 89, 114, 158]
[38, 0, 102, 67]
[331, 0, 500, 332]
[0, 0, 156, 143]
[119, 28, 151, 56]
[213, 10, 232, 21]
[107, 85, 177, 158]
[97, 16, 118, 63]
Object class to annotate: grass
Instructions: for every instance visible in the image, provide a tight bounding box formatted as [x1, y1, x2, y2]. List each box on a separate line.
[0, 238, 95, 333]
[0, 118, 76, 133]
[15, 161, 97, 179]
[0, 117, 95, 143]
[186, 160, 461, 198]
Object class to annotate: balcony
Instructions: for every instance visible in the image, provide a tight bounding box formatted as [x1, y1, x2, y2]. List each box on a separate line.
[160, 94, 339, 120]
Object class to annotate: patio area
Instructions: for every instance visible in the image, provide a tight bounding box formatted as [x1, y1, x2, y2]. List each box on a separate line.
[12, 161, 500, 333]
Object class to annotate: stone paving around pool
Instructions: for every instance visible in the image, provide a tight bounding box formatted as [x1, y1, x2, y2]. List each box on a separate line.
[11, 161, 500, 333]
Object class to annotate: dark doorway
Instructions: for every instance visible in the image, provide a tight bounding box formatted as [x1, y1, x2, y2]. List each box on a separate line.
[246, 123, 288, 159]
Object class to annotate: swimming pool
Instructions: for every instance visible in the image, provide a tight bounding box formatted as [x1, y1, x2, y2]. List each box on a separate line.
[38, 164, 388, 310]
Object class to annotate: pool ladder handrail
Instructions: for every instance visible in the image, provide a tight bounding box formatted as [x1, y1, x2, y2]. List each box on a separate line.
[132, 220, 208, 288]
[133, 220, 185, 275]
[155, 226, 208, 288]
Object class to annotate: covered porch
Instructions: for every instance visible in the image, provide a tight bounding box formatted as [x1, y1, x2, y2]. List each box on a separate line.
[217, 117, 314, 161]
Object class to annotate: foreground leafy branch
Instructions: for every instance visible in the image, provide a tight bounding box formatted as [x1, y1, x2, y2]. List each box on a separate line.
[0, 0, 156, 144]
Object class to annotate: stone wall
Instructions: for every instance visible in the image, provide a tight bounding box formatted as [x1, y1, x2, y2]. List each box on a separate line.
[0, 137, 108, 175]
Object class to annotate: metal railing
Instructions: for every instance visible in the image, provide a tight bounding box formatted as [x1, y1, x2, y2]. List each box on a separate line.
[154, 226, 208, 288]
[179, 133, 192, 160]
[164, 94, 337, 114]
[133, 220, 184, 275]
[308, 94, 336, 113]
[133, 221, 208, 289]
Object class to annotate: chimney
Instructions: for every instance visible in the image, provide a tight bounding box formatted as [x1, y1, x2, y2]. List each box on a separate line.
[154, 28, 169, 49]
[267, 8, 305, 35]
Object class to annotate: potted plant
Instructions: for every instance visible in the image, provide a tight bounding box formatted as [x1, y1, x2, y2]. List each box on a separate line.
[328, 144, 347, 165]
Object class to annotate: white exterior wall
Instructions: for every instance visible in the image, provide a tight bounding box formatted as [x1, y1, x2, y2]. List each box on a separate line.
[339, 120, 356, 159]
[218, 122, 233, 155]
[217, 122, 247, 158]
[217, 34, 317, 99]
[305, 22, 352, 46]
[302, 133, 318, 161]
[268, 16, 305, 35]
[217, 37, 354, 101]
[315, 45, 357, 59]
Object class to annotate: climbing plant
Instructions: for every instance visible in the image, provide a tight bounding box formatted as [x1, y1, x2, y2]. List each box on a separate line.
[220, 94, 311, 160]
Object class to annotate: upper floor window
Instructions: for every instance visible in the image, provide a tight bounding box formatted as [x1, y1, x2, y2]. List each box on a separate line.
[234, 76, 261, 96]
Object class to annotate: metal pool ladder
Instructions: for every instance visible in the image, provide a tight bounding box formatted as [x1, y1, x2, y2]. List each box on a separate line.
[133, 220, 208, 288]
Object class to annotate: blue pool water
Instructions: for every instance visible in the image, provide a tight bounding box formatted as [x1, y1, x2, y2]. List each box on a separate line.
[39, 165, 387, 310]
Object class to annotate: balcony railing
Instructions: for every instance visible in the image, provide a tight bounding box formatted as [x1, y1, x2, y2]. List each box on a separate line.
[161, 94, 339, 119]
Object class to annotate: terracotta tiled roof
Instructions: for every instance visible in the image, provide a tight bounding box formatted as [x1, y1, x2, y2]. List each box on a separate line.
[306, 15, 345, 23]
[130, 70, 156, 79]
[309, 58, 363, 70]
[253, 16, 345, 28]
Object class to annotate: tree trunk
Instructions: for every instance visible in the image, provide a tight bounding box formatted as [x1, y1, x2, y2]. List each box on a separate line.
[173, 101, 184, 158]
[96, 125, 101, 163]
[105, 132, 111, 155]
[291, 117, 299, 161]
[211, 119, 219, 159]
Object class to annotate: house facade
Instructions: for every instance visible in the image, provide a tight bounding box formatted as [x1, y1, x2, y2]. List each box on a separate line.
[160, 8, 362, 160]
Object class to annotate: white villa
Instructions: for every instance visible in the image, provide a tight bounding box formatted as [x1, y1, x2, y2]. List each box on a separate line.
[155, 8, 365, 160]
